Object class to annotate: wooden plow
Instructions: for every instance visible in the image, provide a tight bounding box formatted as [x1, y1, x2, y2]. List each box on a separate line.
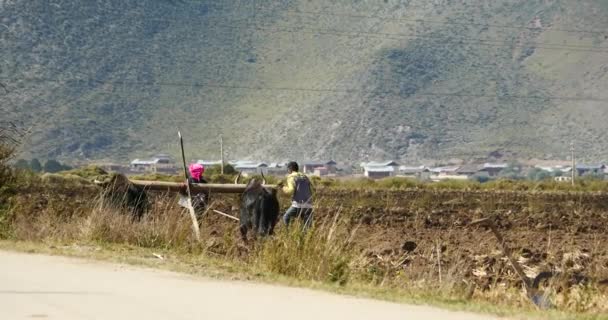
[128, 180, 277, 194]
[469, 217, 555, 309]
[94, 176, 278, 228]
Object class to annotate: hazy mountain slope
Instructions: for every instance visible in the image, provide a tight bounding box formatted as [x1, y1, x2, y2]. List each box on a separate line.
[252, 0, 608, 163]
[1, 0, 607, 163]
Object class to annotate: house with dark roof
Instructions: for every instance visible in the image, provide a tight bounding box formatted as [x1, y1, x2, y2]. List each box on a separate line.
[575, 164, 605, 177]
[429, 166, 466, 181]
[398, 166, 431, 180]
[429, 166, 460, 176]
[456, 164, 482, 177]
[479, 163, 509, 177]
[302, 160, 337, 175]
[130, 154, 176, 173]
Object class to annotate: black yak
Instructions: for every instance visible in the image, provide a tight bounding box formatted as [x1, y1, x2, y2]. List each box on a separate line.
[236, 172, 279, 242]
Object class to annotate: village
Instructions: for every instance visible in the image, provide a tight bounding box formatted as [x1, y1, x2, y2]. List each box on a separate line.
[92, 154, 607, 182]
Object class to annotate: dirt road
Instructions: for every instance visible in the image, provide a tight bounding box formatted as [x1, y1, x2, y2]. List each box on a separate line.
[0, 251, 497, 320]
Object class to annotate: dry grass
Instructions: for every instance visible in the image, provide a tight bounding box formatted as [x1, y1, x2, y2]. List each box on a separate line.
[2, 174, 608, 318]
[10, 190, 199, 252]
[253, 207, 357, 285]
[7, 197, 608, 316]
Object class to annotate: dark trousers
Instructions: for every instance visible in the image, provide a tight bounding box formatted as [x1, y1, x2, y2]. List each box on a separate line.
[283, 206, 313, 230]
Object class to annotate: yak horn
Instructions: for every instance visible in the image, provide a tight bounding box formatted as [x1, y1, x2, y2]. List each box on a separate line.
[234, 171, 242, 184]
[261, 172, 266, 185]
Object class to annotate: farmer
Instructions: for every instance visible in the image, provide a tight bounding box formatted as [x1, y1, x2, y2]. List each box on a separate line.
[178, 163, 209, 217]
[277, 161, 314, 230]
[187, 163, 207, 184]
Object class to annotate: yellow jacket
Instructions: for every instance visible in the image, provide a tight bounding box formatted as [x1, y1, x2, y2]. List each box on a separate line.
[282, 171, 314, 208]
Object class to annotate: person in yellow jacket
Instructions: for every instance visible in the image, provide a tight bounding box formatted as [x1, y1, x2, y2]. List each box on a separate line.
[277, 161, 313, 229]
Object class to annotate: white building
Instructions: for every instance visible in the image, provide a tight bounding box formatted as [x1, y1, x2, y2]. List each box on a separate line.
[130, 154, 176, 173]
[196, 160, 223, 167]
[231, 161, 269, 175]
[361, 161, 400, 179]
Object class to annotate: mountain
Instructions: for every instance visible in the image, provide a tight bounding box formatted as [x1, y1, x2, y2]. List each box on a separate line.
[2, 0, 608, 163]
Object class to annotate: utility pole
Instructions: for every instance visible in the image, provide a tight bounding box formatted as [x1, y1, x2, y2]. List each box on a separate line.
[571, 142, 575, 186]
[220, 134, 224, 175]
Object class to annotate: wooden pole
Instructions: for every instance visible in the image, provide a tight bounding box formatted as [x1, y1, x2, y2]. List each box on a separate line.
[212, 209, 240, 222]
[178, 131, 201, 242]
[571, 142, 575, 186]
[128, 180, 277, 194]
[220, 135, 224, 175]
[470, 218, 531, 290]
[487, 223, 531, 290]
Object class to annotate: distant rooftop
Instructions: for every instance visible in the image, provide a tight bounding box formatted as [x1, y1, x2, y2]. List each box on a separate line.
[233, 161, 268, 169]
[196, 160, 222, 166]
[429, 166, 460, 173]
[131, 159, 161, 165]
[303, 160, 337, 166]
[482, 163, 509, 169]
[399, 165, 429, 174]
[362, 161, 399, 167]
[365, 166, 395, 173]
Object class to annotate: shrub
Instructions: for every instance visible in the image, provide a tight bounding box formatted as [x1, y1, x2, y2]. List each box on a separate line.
[130, 173, 182, 182]
[62, 165, 109, 180]
[430, 179, 480, 190]
[204, 164, 236, 175]
[376, 177, 420, 189]
[0, 144, 15, 189]
[13, 159, 30, 170]
[43, 159, 73, 173]
[29, 158, 42, 172]
[340, 178, 377, 189]
[0, 145, 15, 238]
[253, 210, 355, 285]
[207, 174, 235, 184]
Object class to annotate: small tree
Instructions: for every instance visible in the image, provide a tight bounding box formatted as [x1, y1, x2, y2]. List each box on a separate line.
[471, 173, 490, 183]
[581, 170, 604, 181]
[60, 162, 73, 171]
[0, 144, 15, 186]
[43, 159, 64, 173]
[1, 121, 25, 193]
[204, 164, 236, 176]
[499, 162, 523, 180]
[13, 159, 30, 170]
[527, 168, 551, 181]
[223, 163, 236, 175]
[30, 158, 42, 172]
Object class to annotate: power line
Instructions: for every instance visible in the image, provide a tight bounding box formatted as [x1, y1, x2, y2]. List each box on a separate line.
[14, 20, 602, 54]
[37, 1, 608, 36]
[5, 7, 608, 52]
[137, 21, 604, 53]
[121, 18, 608, 52]
[277, 8, 608, 36]
[1, 75, 606, 102]
[244, 23, 608, 52]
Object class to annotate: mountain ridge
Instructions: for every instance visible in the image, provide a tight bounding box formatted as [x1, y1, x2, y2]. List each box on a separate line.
[2, 0, 608, 163]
